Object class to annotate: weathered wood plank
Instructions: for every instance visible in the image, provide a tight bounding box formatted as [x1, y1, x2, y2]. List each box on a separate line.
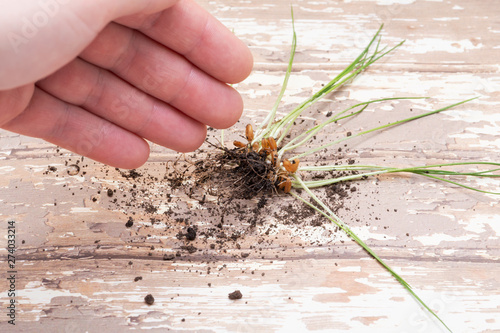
[0, 0, 499, 332]
[0, 258, 499, 332]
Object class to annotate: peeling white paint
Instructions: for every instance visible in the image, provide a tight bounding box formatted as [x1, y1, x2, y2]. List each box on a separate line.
[461, 215, 500, 238]
[338, 266, 362, 272]
[376, 0, 415, 5]
[70, 207, 99, 213]
[22, 282, 85, 304]
[0, 165, 16, 174]
[433, 17, 459, 21]
[352, 226, 397, 241]
[414, 233, 476, 246]
[404, 38, 482, 54]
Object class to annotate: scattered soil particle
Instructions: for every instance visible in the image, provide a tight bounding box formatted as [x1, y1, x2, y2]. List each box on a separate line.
[134, 276, 142, 282]
[186, 227, 197, 241]
[257, 195, 267, 209]
[142, 203, 157, 214]
[89, 131, 375, 262]
[163, 254, 175, 261]
[144, 294, 155, 305]
[119, 169, 143, 180]
[125, 217, 134, 228]
[228, 290, 243, 300]
[180, 245, 197, 254]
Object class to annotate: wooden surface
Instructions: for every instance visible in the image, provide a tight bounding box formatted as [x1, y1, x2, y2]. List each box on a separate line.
[1, 0, 500, 332]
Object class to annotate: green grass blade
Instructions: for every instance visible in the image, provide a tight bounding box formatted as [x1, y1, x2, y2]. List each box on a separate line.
[301, 162, 500, 174]
[414, 172, 500, 195]
[296, 169, 390, 188]
[279, 97, 427, 157]
[254, 6, 297, 141]
[298, 162, 500, 194]
[291, 175, 452, 332]
[271, 25, 404, 144]
[291, 97, 479, 160]
[278, 107, 365, 156]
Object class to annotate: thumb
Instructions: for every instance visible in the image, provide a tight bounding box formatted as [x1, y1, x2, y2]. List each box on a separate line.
[0, 0, 179, 90]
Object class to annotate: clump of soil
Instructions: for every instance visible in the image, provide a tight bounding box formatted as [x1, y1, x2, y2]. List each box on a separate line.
[186, 227, 197, 241]
[93, 137, 365, 259]
[228, 290, 243, 300]
[144, 294, 155, 305]
[163, 253, 176, 261]
[193, 146, 277, 199]
[125, 217, 134, 228]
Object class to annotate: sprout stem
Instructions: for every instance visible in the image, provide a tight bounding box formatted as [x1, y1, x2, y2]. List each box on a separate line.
[291, 175, 452, 332]
[254, 7, 297, 142]
[291, 97, 479, 161]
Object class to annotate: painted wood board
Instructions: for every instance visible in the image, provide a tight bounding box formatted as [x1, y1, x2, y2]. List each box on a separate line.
[0, 0, 499, 332]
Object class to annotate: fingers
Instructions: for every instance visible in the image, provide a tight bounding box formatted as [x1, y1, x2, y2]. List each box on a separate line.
[2, 0, 251, 89]
[116, 0, 253, 84]
[0, 0, 180, 89]
[0, 85, 34, 127]
[106, 0, 180, 19]
[80, 22, 244, 129]
[2, 88, 150, 169]
[1, 0, 253, 168]
[37, 57, 207, 153]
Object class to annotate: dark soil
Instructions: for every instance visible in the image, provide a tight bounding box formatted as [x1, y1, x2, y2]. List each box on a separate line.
[50, 134, 371, 266]
[86, 139, 365, 260]
[186, 227, 197, 241]
[144, 294, 155, 305]
[125, 217, 134, 228]
[193, 146, 277, 199]
[228, 290, 243, 300]
[46, 134, 387, 315]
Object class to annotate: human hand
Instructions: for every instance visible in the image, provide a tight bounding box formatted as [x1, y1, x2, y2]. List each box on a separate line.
[0, 0, 253, 169]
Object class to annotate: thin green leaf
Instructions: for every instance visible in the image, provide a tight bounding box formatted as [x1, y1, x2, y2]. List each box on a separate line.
[254, 6, 297, 142]
[270, 25, 404, 144]
[278, 97, 427, 157]
[291, 97, 479, 160]
[296, 162, 500, 195]
[291, 175, 452, 332]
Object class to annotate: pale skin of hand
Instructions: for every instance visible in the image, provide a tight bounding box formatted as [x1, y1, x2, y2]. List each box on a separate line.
[0, 0, 253, 169]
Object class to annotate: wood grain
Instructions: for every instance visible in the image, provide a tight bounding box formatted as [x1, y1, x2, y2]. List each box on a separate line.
[1, 1, 499, 332]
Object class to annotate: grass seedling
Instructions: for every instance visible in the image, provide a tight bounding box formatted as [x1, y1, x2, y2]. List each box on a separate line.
[209, 9, 498, 332]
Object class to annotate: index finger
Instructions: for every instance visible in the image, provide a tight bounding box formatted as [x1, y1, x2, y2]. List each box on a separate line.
[116, 0, 253, 84]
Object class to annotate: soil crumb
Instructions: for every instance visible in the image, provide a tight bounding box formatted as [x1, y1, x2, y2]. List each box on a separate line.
[125, 217, 134, 228]
[228, 290, 243, 300]
[92, 138, 368, 260]
[144, 294, 155, 305]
